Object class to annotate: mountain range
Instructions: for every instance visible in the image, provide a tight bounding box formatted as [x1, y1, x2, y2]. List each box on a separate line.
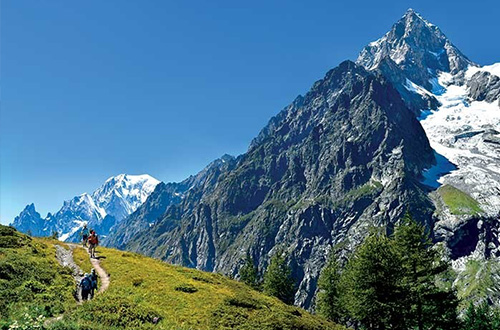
[11, 174, 159, 242]
[12, 9, 500, 309]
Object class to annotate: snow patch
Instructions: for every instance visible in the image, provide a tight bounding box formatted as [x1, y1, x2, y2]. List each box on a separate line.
[59, 220, 87, 242]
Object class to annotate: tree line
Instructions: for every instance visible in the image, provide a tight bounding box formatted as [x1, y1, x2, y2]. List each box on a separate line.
[240, 214, 500, 329]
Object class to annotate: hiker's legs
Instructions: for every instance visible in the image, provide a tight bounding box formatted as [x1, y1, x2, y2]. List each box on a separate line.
[81, 289, 89, 301]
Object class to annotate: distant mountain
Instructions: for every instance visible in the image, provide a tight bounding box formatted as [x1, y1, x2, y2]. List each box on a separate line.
[11, 174, 159, 242]
[104, 155, 236, 249]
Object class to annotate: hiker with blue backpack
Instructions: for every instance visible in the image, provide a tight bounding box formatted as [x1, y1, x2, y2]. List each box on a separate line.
[90, 268, 98, 299]
[79, 273, 92, 301]
[81, 224, 89, 247]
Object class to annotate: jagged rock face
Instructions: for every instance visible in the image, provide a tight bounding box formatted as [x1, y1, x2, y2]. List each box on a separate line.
[121, 61, 435, 308]
[357, 9, 473, 114]
[468, 71, 500, 105]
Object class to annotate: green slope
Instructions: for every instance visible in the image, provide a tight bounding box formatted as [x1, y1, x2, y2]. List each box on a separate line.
[438, 184, 482, 215]
[0, 225, 343, 330]
[0, 225, 75, 329]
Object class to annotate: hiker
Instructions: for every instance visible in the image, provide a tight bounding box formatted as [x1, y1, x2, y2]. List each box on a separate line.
[88, 230, 99, 258]
[81, 224, 89, 247]
[79, 273, 92, 301]
[90, 268, 98, 299]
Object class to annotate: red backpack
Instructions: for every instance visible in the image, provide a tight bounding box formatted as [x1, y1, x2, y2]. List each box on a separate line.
[88, 234, 98, 245]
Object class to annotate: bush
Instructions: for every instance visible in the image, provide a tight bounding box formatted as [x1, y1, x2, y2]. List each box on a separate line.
[174, 283, 198, 293]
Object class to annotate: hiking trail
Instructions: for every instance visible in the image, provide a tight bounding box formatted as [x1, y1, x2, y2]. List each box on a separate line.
[45, 243, 110, 327]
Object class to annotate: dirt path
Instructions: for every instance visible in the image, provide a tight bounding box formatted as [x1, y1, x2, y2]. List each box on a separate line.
[88, 248, 110, 293]
[45, 243, 110, 327]
[66, 243, 111, 294]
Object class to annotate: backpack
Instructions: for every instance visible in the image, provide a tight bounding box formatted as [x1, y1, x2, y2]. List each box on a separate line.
[81, 277, 92, 291]
[91, 274, 98, 289]
[88, 234, 98, 245]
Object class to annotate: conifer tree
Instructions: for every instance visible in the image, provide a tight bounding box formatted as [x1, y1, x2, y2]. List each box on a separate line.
[340, 230, 405, 330]
[462, 302, 500, 330]
[263, 251, 295, 305]
[240, 252, 259, 290]
[316, 253, 344, 323]
[392, 214, 459, 330]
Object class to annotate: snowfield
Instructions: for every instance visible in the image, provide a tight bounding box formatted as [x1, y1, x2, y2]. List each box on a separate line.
[416, 65, 500, 215]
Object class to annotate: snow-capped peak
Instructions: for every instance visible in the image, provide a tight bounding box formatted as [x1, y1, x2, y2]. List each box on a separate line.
[92, 174, 160, 221]
[10, 173, 161, 242]
[357, 9, 472, 80]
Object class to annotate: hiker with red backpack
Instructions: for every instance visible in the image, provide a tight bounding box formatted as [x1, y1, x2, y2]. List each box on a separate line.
[88, 230, 99, 258]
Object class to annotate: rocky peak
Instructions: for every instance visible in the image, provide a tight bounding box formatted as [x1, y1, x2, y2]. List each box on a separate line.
[358, 9, 472, 78]
[356, 9, 473, 114]
[22, 203, 37, 214]
[11, 203, 44, 236]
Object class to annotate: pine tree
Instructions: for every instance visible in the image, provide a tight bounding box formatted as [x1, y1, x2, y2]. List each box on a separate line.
[392, 214, 459, 330]
[316, 253, 344, 323]
[340, 230, 405, 330]
[462, 302, 500, 330]
[240, 252, 259, 290]
[263, 251, 295, 305]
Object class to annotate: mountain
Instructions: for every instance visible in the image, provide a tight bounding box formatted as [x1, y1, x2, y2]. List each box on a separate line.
[109, 59, 435, 308]
[11, 174, 160, 242]
[104, 155, 236, 249]
[11, 203, 45, 235]
[356, 8, 500, 253]
[95, 9, 500, 309]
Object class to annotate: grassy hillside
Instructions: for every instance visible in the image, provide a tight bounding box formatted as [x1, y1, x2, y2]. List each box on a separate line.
[0, 225, 75, 329]
[0, 225, 343, 330]
[438, 184, 482, 215]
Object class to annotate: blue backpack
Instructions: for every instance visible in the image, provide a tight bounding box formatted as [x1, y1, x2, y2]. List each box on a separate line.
[81, 277, 92, 291]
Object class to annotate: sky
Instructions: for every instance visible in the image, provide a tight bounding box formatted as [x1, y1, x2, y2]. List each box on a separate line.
[1, 0, 500, 224]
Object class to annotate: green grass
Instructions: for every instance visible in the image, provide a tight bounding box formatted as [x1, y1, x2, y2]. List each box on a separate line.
[438, 184, 482, 215]
[0, 225, 76, 329]
[1, 225, 344, 329]
[62, 246, 343, 329]
[454, 259, 500, 310]
[344, 180, 383, 201]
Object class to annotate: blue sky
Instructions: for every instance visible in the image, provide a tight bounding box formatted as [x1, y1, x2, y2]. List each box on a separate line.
[1, 0, 499, 224]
